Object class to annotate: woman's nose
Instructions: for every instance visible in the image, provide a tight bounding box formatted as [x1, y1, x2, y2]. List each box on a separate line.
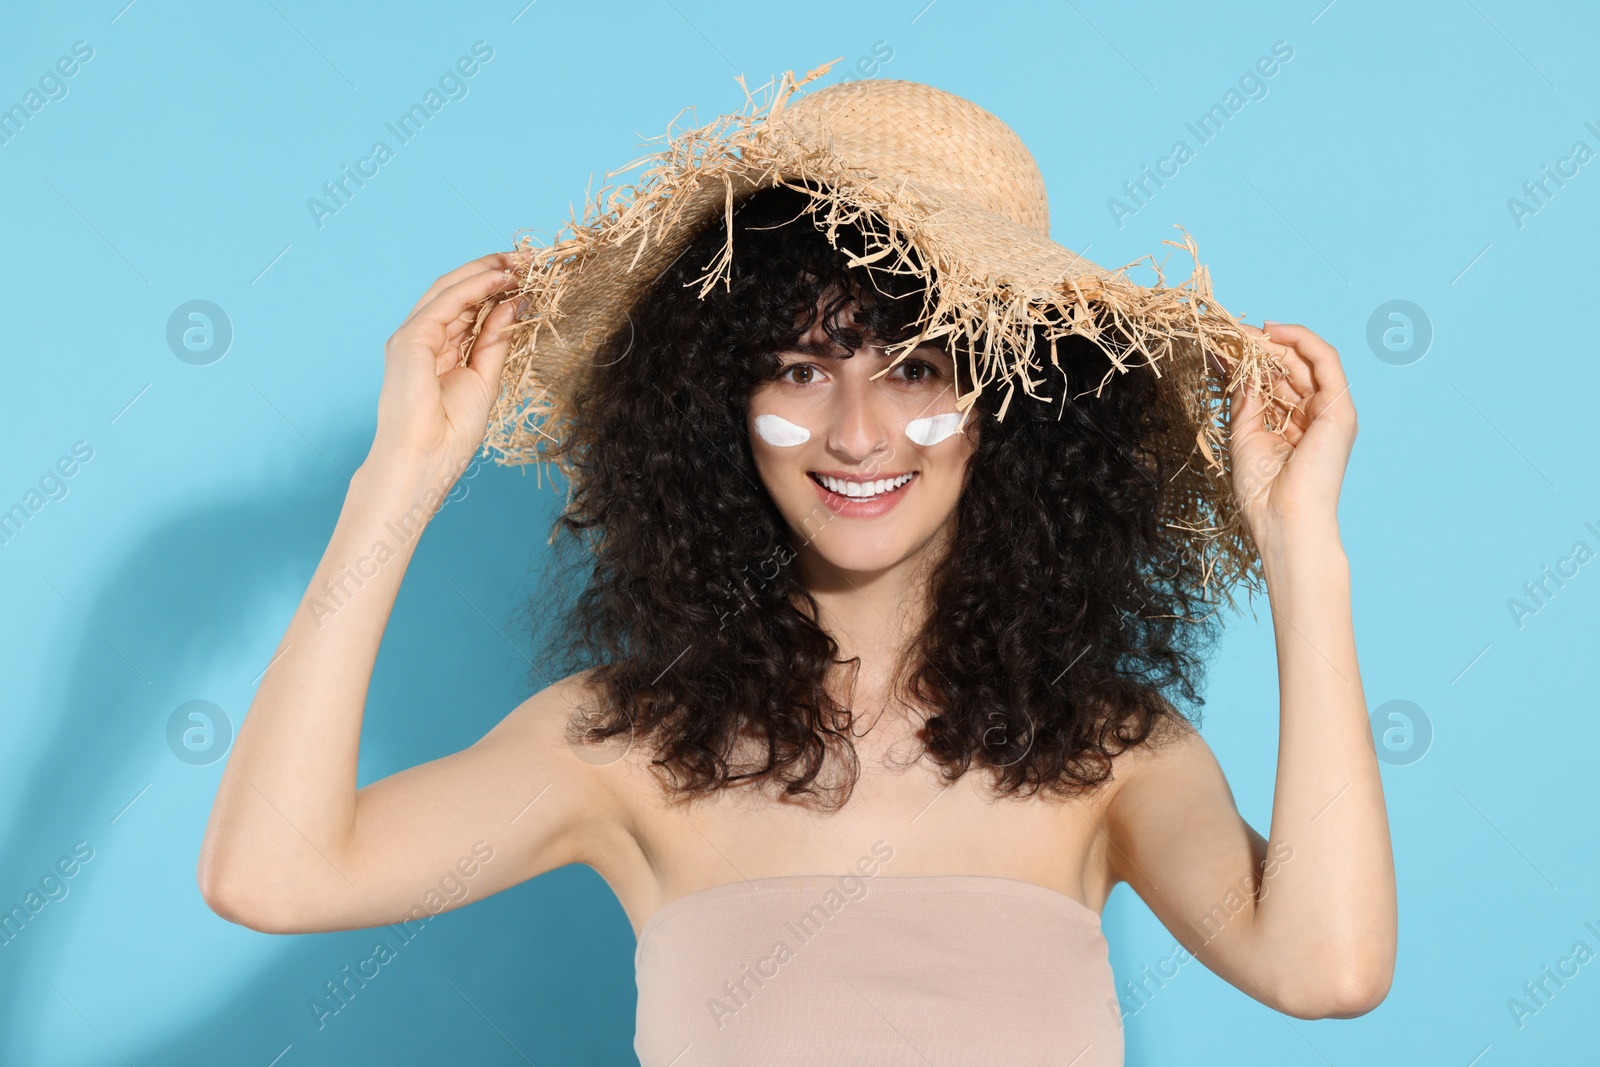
[825, 373, 893, 463]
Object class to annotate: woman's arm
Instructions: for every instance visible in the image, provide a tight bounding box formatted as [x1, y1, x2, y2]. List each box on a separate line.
[1103, 322, 1395, 1018]
[197, 253, 630, 933]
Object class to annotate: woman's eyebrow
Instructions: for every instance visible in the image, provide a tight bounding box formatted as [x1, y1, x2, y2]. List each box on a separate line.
[776, 338, 861, 361]
[778, 337, 947, 360]
[780, 339, 838, 357]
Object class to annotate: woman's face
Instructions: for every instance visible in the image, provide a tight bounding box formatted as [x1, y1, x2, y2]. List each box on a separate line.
[747, 298, 977, 577]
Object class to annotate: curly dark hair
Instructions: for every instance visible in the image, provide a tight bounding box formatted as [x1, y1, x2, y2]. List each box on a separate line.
[521, 182, 1220, 811]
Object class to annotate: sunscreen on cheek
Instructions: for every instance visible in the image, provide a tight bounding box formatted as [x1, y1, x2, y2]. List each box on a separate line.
[905, 412, 963, 446]
[754, 413, 810, 447]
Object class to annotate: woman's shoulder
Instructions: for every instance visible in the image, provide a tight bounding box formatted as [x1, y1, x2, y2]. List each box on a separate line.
[509, 666, 682, 805]
[1094, 711, 1239, 848]
[495, 667, 599, 738]
[1093, 712, 1209, 807]
[499, 666, 630, 765]
[490, 667, 661, 871]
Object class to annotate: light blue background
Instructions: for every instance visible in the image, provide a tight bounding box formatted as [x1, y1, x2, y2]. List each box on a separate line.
[3, 1, 1596, 1064]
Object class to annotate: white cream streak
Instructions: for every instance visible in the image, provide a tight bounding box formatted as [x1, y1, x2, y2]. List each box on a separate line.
[753, 413, 810, 446]
[905, 411, 964, 446]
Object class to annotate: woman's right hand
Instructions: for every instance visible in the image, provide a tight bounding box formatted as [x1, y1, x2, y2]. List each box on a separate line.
[366, 250, 527, 479]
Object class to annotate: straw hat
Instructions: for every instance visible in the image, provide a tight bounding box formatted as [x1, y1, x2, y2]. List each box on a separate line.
[476, 58, 1283, 596]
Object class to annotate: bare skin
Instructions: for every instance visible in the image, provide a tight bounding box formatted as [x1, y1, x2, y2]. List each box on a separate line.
[197, 253, 1394, 1024]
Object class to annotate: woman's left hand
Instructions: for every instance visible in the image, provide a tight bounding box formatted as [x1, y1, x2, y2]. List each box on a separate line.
[1226, 321, 1358, 552]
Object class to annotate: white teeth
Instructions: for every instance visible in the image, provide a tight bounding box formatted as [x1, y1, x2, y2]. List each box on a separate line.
[816, 473, 914, 499]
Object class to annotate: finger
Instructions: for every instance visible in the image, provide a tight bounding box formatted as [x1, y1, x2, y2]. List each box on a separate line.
[461, 295, 518, 390]
[1230, 323, 1299, 431]
[433, 291, 520, 380]
[1271, 340, 1315, 401]
[1234, 377, 1295, 442]
[1271, 357, 1313, 425]
[404, 251, 521, 324]
[1232, 322, 1296, 391]
[437, 294, 506, 349]
[1258, 343, 1308, 401]
[410, 251, 517, 314]
[1245, 323, 1325, 433]
[1262, 322, 1350, 417]
[403, 267, 519, 339]
[1227, 355, 1269, 438]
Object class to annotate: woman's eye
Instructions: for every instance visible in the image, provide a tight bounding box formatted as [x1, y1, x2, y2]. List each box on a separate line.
[896, 359, 941, 383]
[779, 363, 821, 385]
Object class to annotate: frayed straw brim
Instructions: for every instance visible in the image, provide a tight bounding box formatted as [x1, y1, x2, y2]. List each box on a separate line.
[474, 58, 1286, 601]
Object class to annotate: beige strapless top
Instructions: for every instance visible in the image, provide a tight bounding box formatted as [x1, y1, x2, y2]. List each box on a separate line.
[634, 873, 1123, 1066]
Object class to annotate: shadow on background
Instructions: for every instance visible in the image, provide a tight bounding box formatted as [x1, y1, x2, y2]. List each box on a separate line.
[0, 431, 642, 1066]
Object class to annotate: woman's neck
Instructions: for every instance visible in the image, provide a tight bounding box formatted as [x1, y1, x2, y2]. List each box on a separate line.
[794, 531, 950, 699]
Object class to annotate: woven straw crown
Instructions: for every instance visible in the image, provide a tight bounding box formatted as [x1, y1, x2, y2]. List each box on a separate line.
[480, 59, 1282, 597]
[770, 76, 1054, 235]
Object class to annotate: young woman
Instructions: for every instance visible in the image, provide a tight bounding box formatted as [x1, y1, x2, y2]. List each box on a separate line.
[199, 151, 1393, 1067]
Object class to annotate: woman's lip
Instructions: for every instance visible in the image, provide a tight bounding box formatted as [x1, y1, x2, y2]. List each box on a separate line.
[808, 469, 917, 481]
[807, 471, 917, 518]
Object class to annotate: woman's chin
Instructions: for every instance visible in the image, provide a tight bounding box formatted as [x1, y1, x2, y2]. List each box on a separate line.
[799, 529, 927, 578]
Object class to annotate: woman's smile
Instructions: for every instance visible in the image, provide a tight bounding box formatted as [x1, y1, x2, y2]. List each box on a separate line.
[807, 469, 919, 516]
